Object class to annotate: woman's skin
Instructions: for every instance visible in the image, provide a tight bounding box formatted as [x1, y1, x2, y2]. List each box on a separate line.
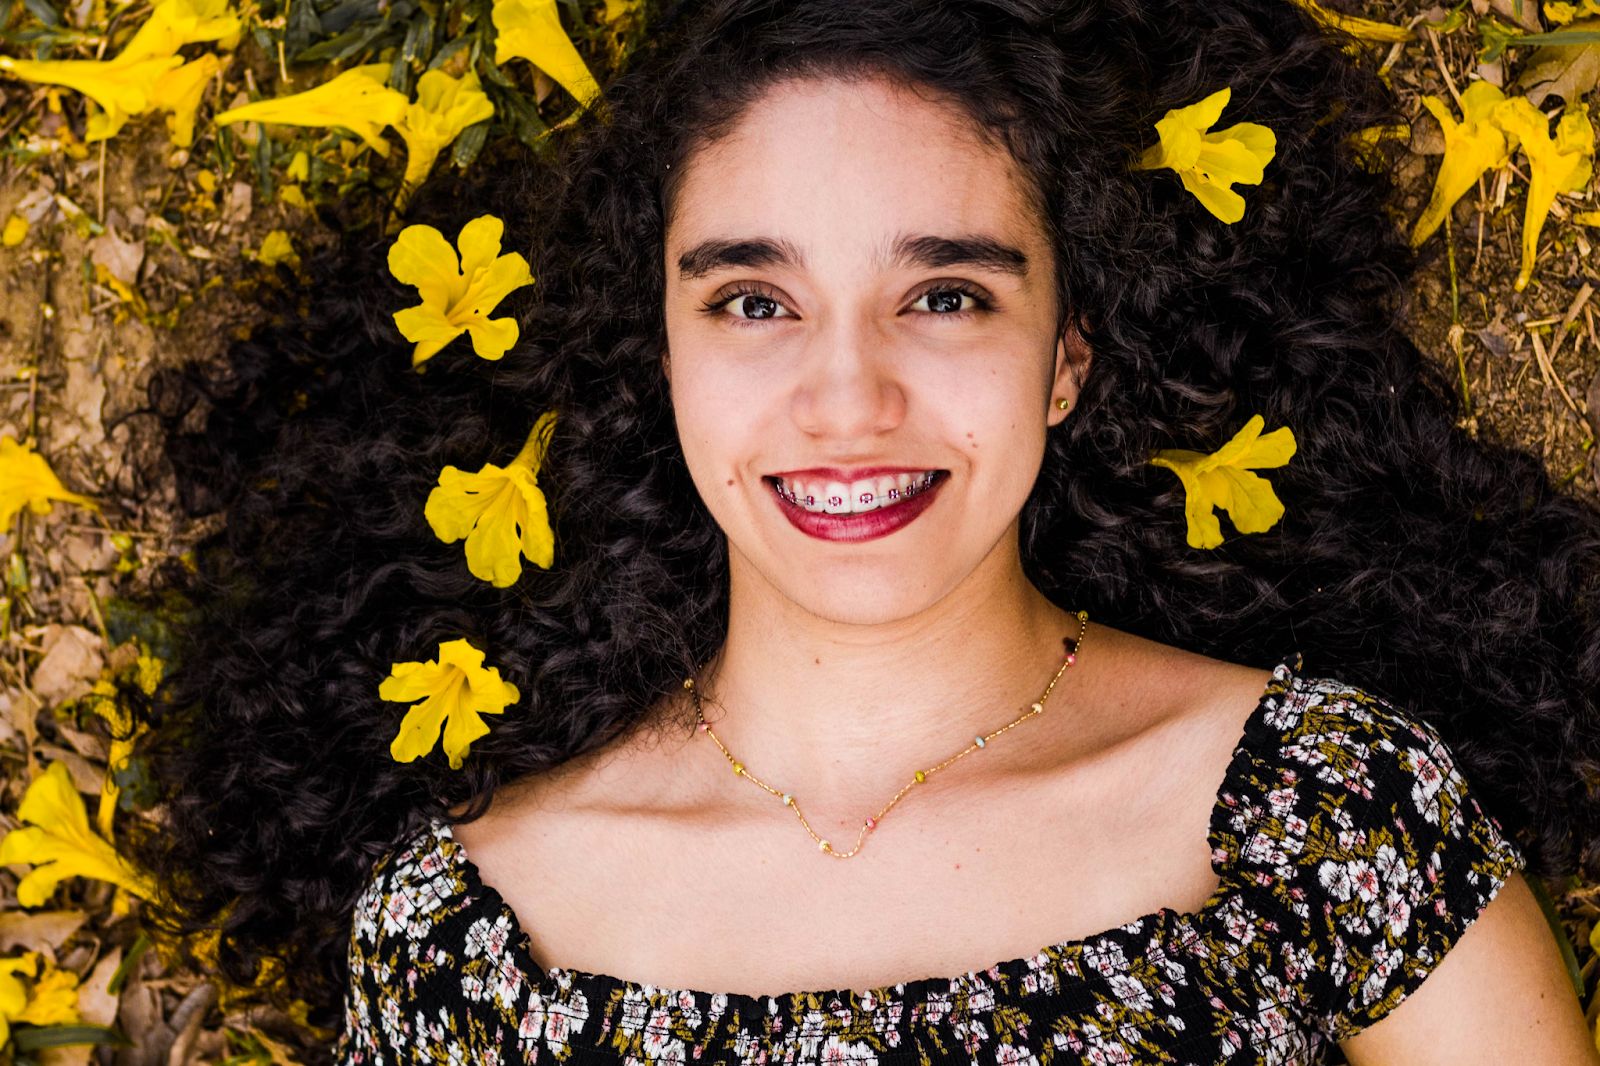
[457, 75, 1595, 1062]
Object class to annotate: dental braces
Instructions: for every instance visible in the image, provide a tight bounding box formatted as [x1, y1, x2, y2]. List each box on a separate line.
[774, 471, 938, 509]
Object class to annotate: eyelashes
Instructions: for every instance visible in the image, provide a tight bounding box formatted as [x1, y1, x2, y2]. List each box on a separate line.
[698, 280, 996, 322]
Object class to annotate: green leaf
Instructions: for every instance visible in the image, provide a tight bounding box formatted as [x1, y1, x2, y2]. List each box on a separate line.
[1478, 16, 1600, 61]
[284, 0, 322, 61]
[12, 1025, 133, 1051]
[452, 119, 489, 167]
[483, 79, 548, 147]
[401, 9, 433, 63]
[21, 0, 61, 28]
[107, 932, 151, 996]
[426, 32, 470, 70]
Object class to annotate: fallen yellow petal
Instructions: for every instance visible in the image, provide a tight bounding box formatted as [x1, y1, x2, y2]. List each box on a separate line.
[1411, 83, 1510, 248]
[214, 65, 408, 158]
[1493, 96, 1595, 291]
[1149, 415, 1297, 549]
[0, 762, 155, 907]
[381, 639, 521, 769]
[149, 52, 225, 148]
[396, 69, 495, 206]
[0, 436, 97, 535]
[257, 230, 298, 267]
[2, 215, 27, 247]
[492, 0, 602, 109]
[1288, 0, 1413, 40]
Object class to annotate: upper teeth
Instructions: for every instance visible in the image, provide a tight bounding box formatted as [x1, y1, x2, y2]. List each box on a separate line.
[774, 472, 938, 514]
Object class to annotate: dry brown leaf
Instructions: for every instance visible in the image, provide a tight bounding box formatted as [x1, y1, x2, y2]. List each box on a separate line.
[1494, 0, 1544, 34]
[78, 947, 122, 1026]
[35, 745, 102, 795]
[1517, 19, 1600, 105]
[87, 230, 145, 286]
[0, 909, 85, 952]
[32, 625, 104, 707]
[4, 687, 41, 750]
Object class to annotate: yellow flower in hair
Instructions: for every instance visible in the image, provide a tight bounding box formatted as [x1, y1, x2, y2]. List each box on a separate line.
[395, 69, 496, 207]
[1149, 415, 1297, 549]
[0, 761, 156, 909]
[1491, 97, 1595, 292]
[381, 638, 521, 769]
[1411, 82, 1511, 249]
[214, 65, 408, 157]
[426, 411, 556, 587]
[1135, 88, 1276, 224]
[492, 0, 602, 109]
[388, 215, 535, 365]
[0, 436, 98, 536]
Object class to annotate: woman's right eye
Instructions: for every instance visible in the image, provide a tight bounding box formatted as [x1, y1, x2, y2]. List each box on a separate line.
[722, 293, 793, 320]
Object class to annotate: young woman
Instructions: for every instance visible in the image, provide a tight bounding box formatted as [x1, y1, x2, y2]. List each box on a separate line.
[146, 0, 1600, 1062]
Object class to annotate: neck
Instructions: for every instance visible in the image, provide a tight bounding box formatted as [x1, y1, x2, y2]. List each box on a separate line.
[691, 526, 1082, 824]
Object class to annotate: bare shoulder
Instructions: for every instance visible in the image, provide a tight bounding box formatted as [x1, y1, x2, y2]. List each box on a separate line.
[1067, 624, 1279, 755]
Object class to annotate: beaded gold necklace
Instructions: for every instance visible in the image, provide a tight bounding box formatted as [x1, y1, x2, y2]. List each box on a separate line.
[684, 609, 1090, 859]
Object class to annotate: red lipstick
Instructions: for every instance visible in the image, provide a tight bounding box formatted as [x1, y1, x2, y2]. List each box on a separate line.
[766, 471, 947, 542]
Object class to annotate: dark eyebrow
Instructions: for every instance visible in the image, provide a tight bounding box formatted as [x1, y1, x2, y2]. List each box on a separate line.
[677, 238, 804, 280]
[887, 234, 1029, 277]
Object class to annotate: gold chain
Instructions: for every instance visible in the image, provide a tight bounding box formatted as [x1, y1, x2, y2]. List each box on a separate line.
[685, 610, 1090, 859]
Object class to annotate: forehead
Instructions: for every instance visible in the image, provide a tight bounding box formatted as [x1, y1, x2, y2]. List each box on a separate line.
[666, 75, 1045, 257]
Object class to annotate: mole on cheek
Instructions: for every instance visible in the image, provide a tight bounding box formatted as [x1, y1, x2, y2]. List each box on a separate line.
[727, 479, 734, 486]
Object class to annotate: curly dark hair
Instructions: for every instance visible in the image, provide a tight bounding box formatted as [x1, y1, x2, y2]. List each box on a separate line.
[139, 0, 1600, 1032]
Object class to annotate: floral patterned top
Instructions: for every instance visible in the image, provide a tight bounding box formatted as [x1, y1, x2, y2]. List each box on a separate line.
[335, 653, 1524, 1066]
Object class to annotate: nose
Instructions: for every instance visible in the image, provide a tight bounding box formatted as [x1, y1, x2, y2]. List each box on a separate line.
[789, 316, 907, 442]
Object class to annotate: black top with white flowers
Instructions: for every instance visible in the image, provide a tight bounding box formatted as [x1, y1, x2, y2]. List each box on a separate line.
[335, 653, 1524, 1066]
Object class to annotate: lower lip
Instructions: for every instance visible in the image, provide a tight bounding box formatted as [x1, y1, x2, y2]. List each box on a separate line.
[770, 475, 947, 542]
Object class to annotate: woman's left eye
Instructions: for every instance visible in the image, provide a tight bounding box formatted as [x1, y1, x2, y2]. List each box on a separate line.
[910, 288, 978, 314]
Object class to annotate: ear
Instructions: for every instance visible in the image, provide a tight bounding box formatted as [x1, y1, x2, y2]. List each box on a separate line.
[1047, 320, 1092, 427]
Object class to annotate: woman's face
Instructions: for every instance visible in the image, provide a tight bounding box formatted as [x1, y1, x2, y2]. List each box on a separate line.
[663, 75, 1083, 626]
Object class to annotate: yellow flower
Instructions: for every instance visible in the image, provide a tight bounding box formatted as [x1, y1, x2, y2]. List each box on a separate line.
[0, 0, 237, 143]
[426, 411, 556, 587]
[1149, 415, 1297, 549]
[214, 65, 408, 157]
[0, 761, 156, 908]
[1493, 97, 1595, 292]
[381, 639, 520, 769]
[116, 0, 240, 64]
[287, 150, 310, 183]
[396, 70, 495, 206]
[0, 53, 182, 142]
[492, 0, 602, 109]
[1411, 82, 1511, 248]
[2, 215, 26, 247]
[388, 215, 534, 365]
[1287, 0, 1413, 40]
[17, 956, 80, 1026]
[1134, 88, 1276, 224]
[149, 53, 225, 148]
[0, 436, 97, 536]
[1547, 0, 1578, 21]
[0, 956, 31, 1046]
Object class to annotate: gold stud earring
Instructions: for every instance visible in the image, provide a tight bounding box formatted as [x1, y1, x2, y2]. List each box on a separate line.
[1055, 398, 1070, 410]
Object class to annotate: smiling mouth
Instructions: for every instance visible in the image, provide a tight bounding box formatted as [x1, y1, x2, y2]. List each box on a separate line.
[768, 470, 943, 514]
[763, 470, 949, 543]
